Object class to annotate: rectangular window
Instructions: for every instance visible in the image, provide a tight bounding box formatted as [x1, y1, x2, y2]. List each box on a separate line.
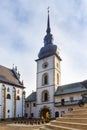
[33, 103, 36, 107]
[31, 113, 34, 117]
[70, 97, 74, 102]
[61, 99, 65, 105]
[26, 103, 29, 107]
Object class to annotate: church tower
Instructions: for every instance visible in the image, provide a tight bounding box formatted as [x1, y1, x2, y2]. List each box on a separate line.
[36, 9, 62, 119]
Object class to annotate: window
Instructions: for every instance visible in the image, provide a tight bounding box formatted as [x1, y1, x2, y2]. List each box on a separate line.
[7, 87, 10, 92]
[31, 113, 34, 118]
[61, 111, 65, 116]
[25, 113, 28, 117]
[26, 103, 29, 107]
[17, 89, 20, 94]
[61, 99, 65, 105]
[7, 109, 10, 113]
[42, 90, 49, 102]
[42, 73, 48, 85]
[56, 63, 58, 68]
[16, 96, 20, 100]
[55, 111, 59, 117]
[42, 62, 48, 69]
[7, 94, 11, 99]
[70, 97, 74, 102]
[33, 103, 36, 107]
[57, 73, 59, 84]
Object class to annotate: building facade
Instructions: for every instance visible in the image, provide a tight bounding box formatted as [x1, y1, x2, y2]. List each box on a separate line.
[25, 11, 87, 119]
[0, 65, 25, 119]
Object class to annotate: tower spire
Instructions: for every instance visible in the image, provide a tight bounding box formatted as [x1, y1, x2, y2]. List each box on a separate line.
[46, 7, 51, 34]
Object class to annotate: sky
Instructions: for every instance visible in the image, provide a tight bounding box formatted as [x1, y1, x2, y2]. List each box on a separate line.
[0, 0, 87, 96]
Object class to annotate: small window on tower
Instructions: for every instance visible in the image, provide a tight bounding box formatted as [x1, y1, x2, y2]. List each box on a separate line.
[42, 73, 49, 85]
[56, 63, 58, 68]
[57, 73, 59, 84]
[42, 62, 48, 69]
[42, 90, 49, 102]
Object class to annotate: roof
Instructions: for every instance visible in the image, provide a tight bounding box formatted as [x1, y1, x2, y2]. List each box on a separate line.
[37, 9, 61, 61]
[55, 81, 87, 96]
[26, 92, 36, 102]
[0, 65, 24, 88]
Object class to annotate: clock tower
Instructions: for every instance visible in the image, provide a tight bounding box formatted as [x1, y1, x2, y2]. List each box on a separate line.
[35, 9, 62, 119]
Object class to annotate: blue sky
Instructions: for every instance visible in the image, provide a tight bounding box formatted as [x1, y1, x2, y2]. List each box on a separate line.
[0, 0, 87, 96]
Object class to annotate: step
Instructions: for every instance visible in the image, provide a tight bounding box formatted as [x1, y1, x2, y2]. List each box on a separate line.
[63, 113, 87, 118]
[40, 124, 80, 130]
[71, 109, 87, 113]
[56, 117, 87, 123]
[40, 127, 52, 130]
[51, 120, 87, 130]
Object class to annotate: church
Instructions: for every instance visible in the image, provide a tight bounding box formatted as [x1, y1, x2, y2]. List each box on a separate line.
[25, 11, 87, 119]
[0, 65, 25, 119]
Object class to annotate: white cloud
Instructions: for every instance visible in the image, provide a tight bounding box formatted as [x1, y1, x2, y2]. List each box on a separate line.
[0, 0, 87, 96]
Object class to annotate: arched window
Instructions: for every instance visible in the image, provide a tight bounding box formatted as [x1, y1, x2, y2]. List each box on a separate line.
[42, 90, 49, 102]
[57, 73, 59, 84]
[42, 73, 48, 85]
[55, 111, 59, 117]
[7, 87, 10, 92]
[17, 89, 20, 94]
[7, 94, 11, 99]
[16, 95, 20, 100]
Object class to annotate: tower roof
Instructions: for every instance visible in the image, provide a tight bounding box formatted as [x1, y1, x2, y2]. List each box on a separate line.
[38, 9, 61, 60]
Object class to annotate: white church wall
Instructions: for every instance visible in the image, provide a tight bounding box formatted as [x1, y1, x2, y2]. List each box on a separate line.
[0, 82, 24, 119]
[16, 88, 23, 118]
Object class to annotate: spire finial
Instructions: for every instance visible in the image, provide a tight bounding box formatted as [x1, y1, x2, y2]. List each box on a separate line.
[46, 6, 51, 34]
[47, 6, 50, 14]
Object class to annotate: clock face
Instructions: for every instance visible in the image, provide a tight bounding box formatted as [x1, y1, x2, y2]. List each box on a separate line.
[42, 62, 48, 69]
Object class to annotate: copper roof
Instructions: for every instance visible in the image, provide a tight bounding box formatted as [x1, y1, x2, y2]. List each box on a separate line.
[0, 65, 24, 88]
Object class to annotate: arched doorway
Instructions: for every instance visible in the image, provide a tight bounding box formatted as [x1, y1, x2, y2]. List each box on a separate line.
[55, 111, 59, 117]
[40, 107, 51, 120]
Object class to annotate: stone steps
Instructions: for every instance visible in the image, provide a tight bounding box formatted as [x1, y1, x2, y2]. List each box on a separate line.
[51, 120, 87, 130]
[39, 104, 87, 130]
[40, 123, 79, 130]
[70, 109, 87, 113]
[63, 113, 87, 118]
[57, 117, 87, 123]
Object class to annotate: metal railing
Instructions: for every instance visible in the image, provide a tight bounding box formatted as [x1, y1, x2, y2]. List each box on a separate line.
[55, 100, 79, 107]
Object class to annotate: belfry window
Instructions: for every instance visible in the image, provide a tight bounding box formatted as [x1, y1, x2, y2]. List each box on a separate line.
[42, 90, 49, 102]
[42, 73, 48, 85]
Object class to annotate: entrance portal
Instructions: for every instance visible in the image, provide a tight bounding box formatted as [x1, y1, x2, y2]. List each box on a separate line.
[40, 107, 50, 120]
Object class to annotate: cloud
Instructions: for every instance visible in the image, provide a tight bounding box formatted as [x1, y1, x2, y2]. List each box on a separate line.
[0, 0, 87, 96]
